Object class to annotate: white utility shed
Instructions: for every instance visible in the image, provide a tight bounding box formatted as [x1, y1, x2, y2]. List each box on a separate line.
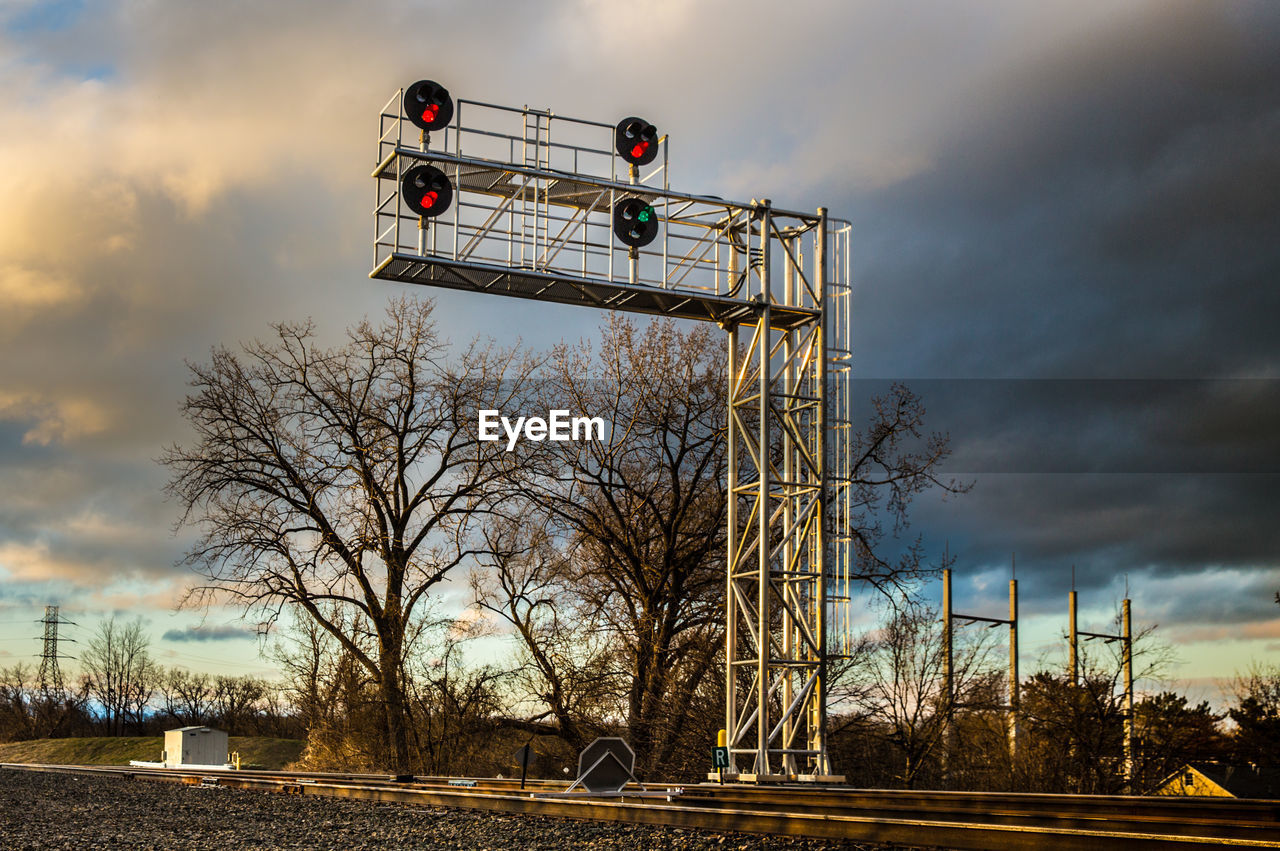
[163, 726, 229, 767]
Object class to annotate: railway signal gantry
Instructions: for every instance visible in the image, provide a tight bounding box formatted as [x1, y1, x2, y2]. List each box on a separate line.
[372, 81, 855, 780]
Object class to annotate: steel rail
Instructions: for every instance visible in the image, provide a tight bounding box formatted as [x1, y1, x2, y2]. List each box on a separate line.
[5, 763, 1279, 850]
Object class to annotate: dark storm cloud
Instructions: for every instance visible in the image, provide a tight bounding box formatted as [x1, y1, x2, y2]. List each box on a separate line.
[830, 2, 1280, 636]
[851, 376, 1280, 604]
[852, 0, 1280, 380]
[915, 473, 1277, 569]
[853, 379, 1280, 475]
[161, 625, 254, 643]
[1138, 567, 1280, 630]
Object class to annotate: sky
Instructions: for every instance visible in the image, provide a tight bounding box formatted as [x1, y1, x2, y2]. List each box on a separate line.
[0, 0, 1277, 705]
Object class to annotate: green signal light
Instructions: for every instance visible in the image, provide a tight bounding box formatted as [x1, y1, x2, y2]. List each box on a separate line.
[613, 197, 659, 247]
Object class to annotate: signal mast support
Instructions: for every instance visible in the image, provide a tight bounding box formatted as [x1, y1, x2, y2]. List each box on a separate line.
[370, 83, 852, 781]
[722, 200, 842, 780]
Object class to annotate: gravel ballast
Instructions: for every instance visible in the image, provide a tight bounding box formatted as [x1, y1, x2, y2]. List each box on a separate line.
[0, 767, 897, 850]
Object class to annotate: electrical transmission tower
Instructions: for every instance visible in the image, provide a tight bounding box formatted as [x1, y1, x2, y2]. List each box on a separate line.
[371, 81, 854, 781]
[37, 605, 75, 694]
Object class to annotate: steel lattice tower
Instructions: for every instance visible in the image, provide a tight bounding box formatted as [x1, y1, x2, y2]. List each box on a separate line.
[371, 85, 854, 780]
[37, 605, 65, 694]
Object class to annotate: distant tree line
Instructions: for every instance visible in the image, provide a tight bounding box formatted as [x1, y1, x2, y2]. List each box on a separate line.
[0, 614, 302, 742]
[1, 604, 1275, 793]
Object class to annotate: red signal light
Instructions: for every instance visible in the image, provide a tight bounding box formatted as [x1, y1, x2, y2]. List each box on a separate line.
[403, 80, 454, 132]
[615, 117, 659, 166]
[401, 164, 453, 218]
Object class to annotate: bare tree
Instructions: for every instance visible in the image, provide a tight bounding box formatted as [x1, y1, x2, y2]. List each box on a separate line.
[406, 617, 510, 776]
[1020, 671, 1124, 793]
[159, 668, 214, 727]
[213, 674, 266, 735]
[848, 385, 971, 599]
[838, 603, 995, 789]
[485, 316, 728, 777]
[163, 297, 532, 774]
[1019, 612, 1174, 793]
[273, 607, 385, 770]
[81, 615, 158, 736]
[472, 519, 625, 753]
[0, 664, 36, 742]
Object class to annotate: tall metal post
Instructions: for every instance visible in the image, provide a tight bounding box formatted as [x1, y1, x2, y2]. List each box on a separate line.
[724, 321, 739, 773]
[947, 563, 1020, 781]
[1066, 584, 1079, 789]
[1069, 588, 1078, 687]
[723, 201, 835, 779]
[813, 207, 831, 776]
[755, 201, 773, 775]
[1008, 577, 1019, 762]
[941, 568, 953, 782]
[1122, 598, 1133, 793]
[1074, 592, 1137, 794]
[780, 234, 796, 778]
[755, 295, 772, 776]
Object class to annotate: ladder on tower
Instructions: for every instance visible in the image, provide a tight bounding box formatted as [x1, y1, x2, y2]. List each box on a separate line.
[520, 109, 551, 270]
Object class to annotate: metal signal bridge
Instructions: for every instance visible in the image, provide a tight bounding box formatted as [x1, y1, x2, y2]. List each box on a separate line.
[372, 82, 854, 781]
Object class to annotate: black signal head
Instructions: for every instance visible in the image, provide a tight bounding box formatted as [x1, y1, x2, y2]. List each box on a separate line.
[404, 80, 454, 132]
[615, 117, 659, 166]
[401, 164, 453, 218]
[612, 196, 659, 247]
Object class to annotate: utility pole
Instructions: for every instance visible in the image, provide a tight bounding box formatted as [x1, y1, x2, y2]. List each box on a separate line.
[942, 558, 1020, 781]
[942, 565, 953, 784]
[1122, 599, 1133, 792]
[1068, 569, 1078, 687]
[1008, 559, 1019, 761]
[1071, 592, 1135, 793]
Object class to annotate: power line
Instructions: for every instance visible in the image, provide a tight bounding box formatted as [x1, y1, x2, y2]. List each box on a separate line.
[161, 651, 279, 674]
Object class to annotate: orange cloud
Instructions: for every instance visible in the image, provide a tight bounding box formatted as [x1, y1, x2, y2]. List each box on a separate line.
[0, 392, 112, 446]
[0, 540, 92, 584]
[1178, 621, 1280, 644]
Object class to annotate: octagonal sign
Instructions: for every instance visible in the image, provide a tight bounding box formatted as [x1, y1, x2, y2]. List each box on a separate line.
[575, 737, 636, 794]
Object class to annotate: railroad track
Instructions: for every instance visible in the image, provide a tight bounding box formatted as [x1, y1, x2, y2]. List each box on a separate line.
[5, 763, 1278, 850]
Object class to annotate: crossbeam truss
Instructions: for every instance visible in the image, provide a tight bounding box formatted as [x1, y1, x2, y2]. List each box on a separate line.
[371, 89, 853, 780]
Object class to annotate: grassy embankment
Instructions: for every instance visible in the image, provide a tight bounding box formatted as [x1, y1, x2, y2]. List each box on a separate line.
[0, 736, 304, 770]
